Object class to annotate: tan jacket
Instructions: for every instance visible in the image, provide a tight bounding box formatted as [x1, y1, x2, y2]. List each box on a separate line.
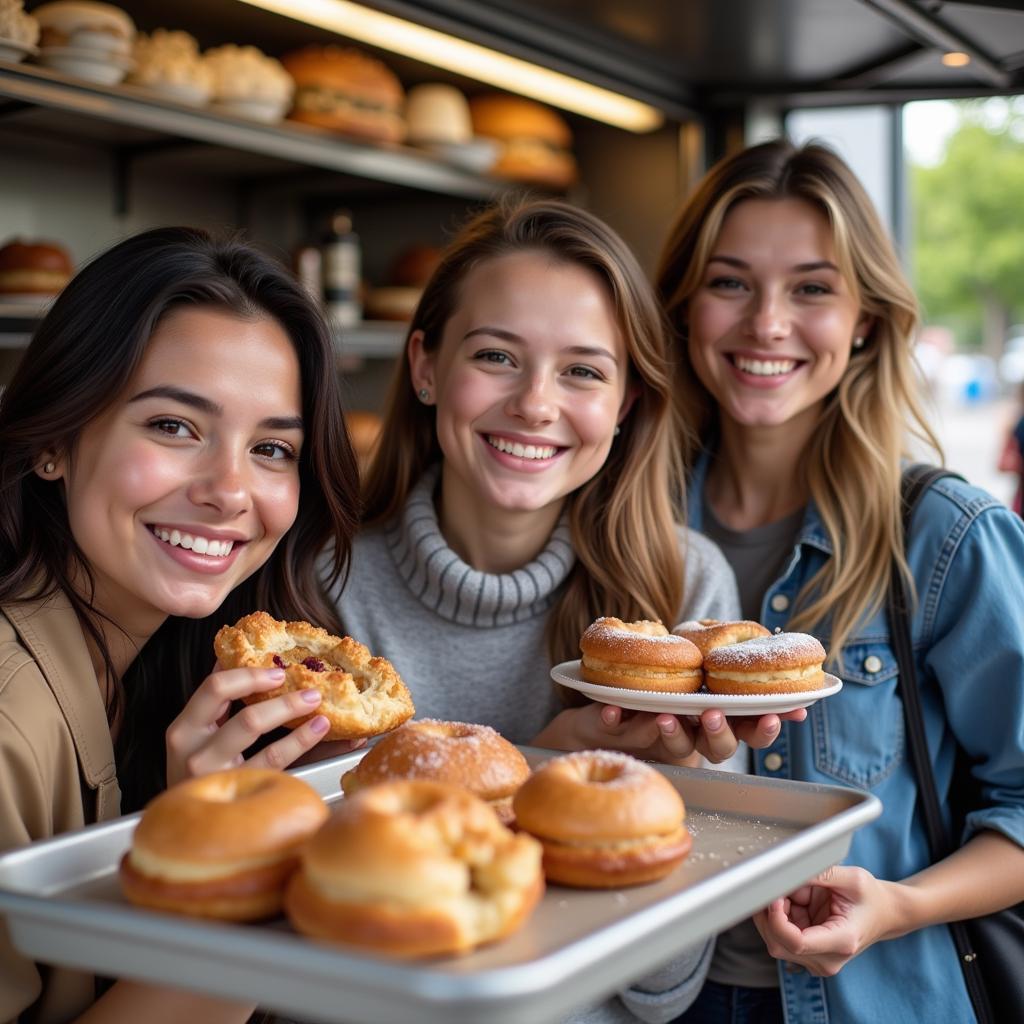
[0, 590, 121, 1024]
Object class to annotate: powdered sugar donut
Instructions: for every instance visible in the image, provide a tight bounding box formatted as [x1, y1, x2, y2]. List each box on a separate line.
[703, 632, 827, 694]
[579, 617, 703, 692]
[340, 719, 529, 825]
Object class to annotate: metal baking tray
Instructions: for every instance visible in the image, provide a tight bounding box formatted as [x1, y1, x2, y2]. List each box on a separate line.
[0, 748, 880, 1024]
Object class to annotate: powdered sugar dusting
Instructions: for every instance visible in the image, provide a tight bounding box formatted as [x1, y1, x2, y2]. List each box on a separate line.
[555, 749, 653, 787]
[705, 633, 825, 668]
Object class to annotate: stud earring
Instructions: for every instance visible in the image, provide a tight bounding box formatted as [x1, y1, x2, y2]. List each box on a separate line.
[613, 426, 621, 436]
[852, 336, 865, 350]
[43, 461, 55, 474]
[418, 388, 430, 402]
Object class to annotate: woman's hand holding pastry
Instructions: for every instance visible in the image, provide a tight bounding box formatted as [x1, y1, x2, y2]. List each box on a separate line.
[165, 664, 333, 786]
[751, 865, 905, 977]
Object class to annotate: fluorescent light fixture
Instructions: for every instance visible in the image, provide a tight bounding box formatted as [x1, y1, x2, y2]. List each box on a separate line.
[941, 51, 971, 67]
[235, 0, 664, 132]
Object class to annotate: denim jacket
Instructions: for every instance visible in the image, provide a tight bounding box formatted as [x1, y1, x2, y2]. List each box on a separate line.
[689, 456, 1024, 1024]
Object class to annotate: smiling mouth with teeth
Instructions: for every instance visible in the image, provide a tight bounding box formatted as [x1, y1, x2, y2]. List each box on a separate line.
[150, 526, 236, 557]
[485, 435, 560, 460]
[730, 355, 799, 377]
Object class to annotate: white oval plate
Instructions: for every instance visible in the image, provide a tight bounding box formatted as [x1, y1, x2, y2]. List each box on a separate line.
[550, 660, 842, 716]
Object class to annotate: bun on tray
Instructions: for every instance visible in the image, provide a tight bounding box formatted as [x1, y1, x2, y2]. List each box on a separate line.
[119, 768, 327, 921]
[214, 611, 414, 740]
[341, 719, 530, 825]
[513, 750, 691, 888]
[286, 779, 544, 956]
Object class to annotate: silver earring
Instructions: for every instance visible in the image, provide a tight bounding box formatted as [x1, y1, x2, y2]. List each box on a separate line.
[852, 336, 865, 350]
[613, 426, 621, 436]
[43, 461, 55, 474]
[418, 388, 430, 402]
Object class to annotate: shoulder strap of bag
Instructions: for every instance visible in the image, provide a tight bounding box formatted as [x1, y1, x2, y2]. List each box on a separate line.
[888, 464, 958, 859]
[887, 463, 992, 1023]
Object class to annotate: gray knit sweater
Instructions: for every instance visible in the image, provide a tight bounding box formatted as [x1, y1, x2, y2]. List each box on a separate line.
[332, 468, 740, 1023]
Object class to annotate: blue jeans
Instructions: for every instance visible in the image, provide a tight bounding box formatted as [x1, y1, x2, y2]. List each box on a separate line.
[672, 980, 784, 1024]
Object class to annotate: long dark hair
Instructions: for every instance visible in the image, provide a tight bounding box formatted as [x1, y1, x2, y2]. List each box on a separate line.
[0, 227, 360, 810]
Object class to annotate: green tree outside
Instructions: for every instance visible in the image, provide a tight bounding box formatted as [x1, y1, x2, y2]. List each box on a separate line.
[910, 97, 1024, 356]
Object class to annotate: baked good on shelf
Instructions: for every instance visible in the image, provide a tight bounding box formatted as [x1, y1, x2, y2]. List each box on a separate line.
[513, 750, 691, 887]
[405, 82, 472, 145]
[0, 1, 40, 49]
[203, 44, 294, 123]
[286, 779, 544, 956]
[672, 618, 771, 658]
[579, 617, 703, 692]
[703, 632, 828, 694]
[0, 238, 73, 295]
[32, 1, 134, 55]
[281, 45, 405, 143]
[340, 719, 530, 825]
[469, 93, 577, 188]
[128, 29, 213, 106]
[119, 767, 328, 921]
[364, 244, 441, 322]
[214, 611, 414, 740]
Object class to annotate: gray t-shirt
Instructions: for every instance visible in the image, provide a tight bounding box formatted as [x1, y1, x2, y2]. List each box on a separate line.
[700, 495, 803, 624]
[700, 494, 804, 988]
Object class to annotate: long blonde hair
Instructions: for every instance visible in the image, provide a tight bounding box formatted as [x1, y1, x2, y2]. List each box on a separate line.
[364, 196, 685, 665]
[656, 140, 941, 660]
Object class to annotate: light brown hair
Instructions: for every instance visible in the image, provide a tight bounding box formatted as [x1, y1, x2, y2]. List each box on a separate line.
[364, 196, 686, 665]
[656, 140, 941, 660]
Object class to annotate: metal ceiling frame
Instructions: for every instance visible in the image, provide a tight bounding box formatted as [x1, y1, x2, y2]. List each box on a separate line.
[856, 0, 1013, 88]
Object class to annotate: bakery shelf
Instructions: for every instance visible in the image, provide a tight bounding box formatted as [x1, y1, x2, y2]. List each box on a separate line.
[0, 300, 406, 358]
[0, 61, 503, 198]
[338, 321, 406, 359]
[0, 298, 51, 349]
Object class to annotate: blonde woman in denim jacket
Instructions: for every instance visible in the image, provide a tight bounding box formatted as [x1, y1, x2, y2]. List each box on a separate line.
[655, 140, 1024, 1023]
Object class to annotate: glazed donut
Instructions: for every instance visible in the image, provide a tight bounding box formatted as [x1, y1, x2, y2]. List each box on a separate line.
[512, 750, 691, 888]
[285, 780, 544, 957]
[214, 612, 415, 740]
[340, 719, 530, 826]
[119, 768, 328, 921]
[703, 632, 827, 694]
[672, 618, 771, 658]
[579, 617, 703, 692]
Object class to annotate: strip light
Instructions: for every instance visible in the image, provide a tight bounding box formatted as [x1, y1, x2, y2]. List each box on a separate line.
[235, 0, 664, 132]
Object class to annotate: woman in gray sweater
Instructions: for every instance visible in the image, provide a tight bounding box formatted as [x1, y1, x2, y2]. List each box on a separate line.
[332, 198, 799, 1023]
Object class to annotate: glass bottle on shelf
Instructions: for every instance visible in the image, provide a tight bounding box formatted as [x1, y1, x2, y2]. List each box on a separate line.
[321, 209, 362, 329]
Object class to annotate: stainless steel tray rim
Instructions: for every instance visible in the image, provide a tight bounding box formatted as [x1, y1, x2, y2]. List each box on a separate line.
[0, 748, 884, 1023]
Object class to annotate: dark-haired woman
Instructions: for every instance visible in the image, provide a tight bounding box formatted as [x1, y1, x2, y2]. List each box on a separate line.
[0, 227, 362, 1022]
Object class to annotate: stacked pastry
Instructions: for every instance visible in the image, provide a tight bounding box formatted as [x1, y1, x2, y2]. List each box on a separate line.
[576, 616, 827, 695]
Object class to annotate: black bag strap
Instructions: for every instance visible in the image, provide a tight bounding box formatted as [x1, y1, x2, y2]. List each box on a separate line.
[886, 463, 992, 1023]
